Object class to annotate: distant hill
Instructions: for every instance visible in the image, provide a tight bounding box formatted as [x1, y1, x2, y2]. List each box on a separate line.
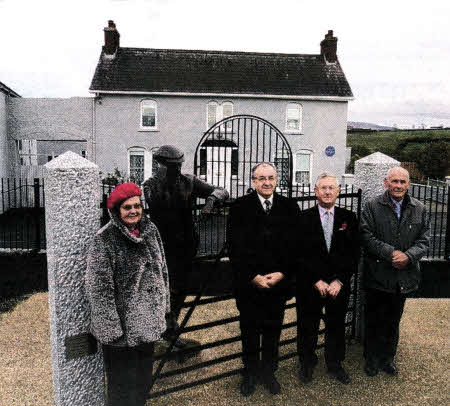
[348, 121, 394, 131]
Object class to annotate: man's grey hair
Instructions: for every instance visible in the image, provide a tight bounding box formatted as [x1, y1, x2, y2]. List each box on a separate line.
[386, 166, 410, 181]
[314, 172, 339, 188]
[251, 162, 278, 178]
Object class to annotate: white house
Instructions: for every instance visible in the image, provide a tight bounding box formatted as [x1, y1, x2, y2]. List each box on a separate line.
[5, 21, 354, 190]
[89, 21, 354, 188]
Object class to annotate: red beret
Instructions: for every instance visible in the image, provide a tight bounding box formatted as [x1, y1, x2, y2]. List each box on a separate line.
[107, 182, 142, 209]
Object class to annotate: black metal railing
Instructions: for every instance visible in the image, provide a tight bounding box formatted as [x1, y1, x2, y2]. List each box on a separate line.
[410, 183, 449, 260]
[0, 178, 45, 250]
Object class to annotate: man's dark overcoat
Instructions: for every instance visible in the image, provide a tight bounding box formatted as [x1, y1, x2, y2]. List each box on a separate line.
[227, 191, 300, 296]
[227, 190, 300, 375]
[296, 205, 359, 368]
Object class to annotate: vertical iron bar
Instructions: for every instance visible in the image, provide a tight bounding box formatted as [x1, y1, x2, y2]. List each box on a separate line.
[242, 118, 247, 194]
[19, 178, 23, 208]
[7, 178, 11, 212]
[437, 186, 445, 258]
[1, 178, 4, 214]
[445, 185, 450, 261]
[428, 186, 434, 257]
[432, 186, 438, 258]
[34, 178, 41, 251]
[255, 120, 259, 165]
[13, 178, 17, 209]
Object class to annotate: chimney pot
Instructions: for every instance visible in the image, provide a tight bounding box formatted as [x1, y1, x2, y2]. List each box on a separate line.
[320, 30, 338, 63]
[104, 20, 120, 56]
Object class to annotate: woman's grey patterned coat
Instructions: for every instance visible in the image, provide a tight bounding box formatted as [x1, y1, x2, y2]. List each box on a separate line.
[86, 210, 170, 347]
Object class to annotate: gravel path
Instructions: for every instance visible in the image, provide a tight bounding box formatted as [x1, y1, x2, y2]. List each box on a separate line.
[0, 293, 448, 406]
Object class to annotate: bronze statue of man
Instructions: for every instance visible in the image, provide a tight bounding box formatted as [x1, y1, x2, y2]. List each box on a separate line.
[143, 145, 229, 348]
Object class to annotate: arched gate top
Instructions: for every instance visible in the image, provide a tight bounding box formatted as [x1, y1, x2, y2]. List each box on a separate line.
[194, 115, 293, 199]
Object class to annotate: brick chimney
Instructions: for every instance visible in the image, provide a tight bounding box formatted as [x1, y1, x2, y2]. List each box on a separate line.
[104, 20, 120, 55]
[320, 30, 338, 63]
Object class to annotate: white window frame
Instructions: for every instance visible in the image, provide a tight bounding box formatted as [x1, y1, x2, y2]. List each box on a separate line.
[294, 149, 313, 185]
[206, 101, 234, 130]
[285, 102, 303, 133]
[140, 99, 158, 131]
[128, 146, 152, 185]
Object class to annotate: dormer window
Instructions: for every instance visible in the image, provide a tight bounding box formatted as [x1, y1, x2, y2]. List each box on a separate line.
[140, 100, 157, 130]
[207, 101, 233, 130]
[285, 103, 302, 133]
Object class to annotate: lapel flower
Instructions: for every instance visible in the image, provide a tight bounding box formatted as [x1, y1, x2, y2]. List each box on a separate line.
[339, 223, 347, 231]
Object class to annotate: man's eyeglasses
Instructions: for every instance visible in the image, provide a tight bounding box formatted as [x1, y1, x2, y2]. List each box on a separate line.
[252, 176, 276, 182]
[317, 186, 338, 192]
[120, 203, 143, 211]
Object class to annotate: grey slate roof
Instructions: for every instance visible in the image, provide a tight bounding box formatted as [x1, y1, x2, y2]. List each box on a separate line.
[89, 47, 353, 98]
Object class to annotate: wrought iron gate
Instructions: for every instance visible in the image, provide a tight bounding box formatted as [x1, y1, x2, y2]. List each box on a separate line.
[194, 115, 293, 199]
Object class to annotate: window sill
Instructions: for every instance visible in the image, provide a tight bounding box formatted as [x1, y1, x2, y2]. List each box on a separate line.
[284, 130, 303, 135]
[138, 128, 159, 132]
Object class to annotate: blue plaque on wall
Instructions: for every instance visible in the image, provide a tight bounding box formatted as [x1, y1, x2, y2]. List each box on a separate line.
[325, 146, 335, 156]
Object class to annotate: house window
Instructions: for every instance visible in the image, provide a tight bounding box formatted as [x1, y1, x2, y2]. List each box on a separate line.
[129, 149, 145, 185]
[17, 139, 37, 166]
[141, 100, 157, 129]
[286, 103, 302, 132]
[274, 156, 290, 188]
[151, 149, 159, 176]
[295, 150, 312, 185]
[207, 101, 233, 129]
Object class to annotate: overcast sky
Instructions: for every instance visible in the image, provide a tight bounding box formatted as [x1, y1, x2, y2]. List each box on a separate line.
[1, 0, 449, 128]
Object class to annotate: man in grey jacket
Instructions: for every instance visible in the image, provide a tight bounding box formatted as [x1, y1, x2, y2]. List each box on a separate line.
[360, 166, 429, 377]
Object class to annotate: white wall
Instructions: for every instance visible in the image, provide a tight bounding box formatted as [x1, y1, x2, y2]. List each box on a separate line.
[94, 95, 349, 183]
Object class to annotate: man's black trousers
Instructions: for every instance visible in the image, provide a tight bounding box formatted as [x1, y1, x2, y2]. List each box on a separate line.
[235, 290, 286, 377]
[364, 288, 406, 365]
[102, 343, 154, 406]
[296, 284, 351, 369]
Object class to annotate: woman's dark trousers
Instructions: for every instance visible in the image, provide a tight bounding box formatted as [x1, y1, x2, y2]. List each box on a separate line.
[102, 342, 154, 406]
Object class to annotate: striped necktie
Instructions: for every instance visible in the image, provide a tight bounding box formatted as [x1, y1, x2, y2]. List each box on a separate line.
[264, 199, 271, 214]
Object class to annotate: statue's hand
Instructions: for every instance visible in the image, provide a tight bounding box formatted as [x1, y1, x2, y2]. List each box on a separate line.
[200, 197, 215, 215]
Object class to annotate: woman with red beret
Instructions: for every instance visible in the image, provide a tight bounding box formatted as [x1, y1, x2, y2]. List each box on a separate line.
[86, 182, 170, 406]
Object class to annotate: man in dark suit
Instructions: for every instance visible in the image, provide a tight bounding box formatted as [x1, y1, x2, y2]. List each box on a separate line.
[227, 162, 300, 396]
[296, 172, 359, 385]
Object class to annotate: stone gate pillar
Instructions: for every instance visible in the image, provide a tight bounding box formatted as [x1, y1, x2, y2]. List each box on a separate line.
[353, 152, 400, 339]
[45, 151, 104, 406]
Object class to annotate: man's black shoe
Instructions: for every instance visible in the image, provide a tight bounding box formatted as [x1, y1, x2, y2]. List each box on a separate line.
[328, 366, 350, 384]
[299, 364, 313, 383]
[240, 375, 257, 397]
[364, 362, 379, 377]
[381, 361, 398, 376]
[263, 374, 281, 395]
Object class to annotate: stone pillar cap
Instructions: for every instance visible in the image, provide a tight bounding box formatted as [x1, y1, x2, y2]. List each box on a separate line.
[356, 152, 400, 164]
[45, 151, 98, 169]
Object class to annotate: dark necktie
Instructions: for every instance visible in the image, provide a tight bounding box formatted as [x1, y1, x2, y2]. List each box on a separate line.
[264, 199, 271, 214]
